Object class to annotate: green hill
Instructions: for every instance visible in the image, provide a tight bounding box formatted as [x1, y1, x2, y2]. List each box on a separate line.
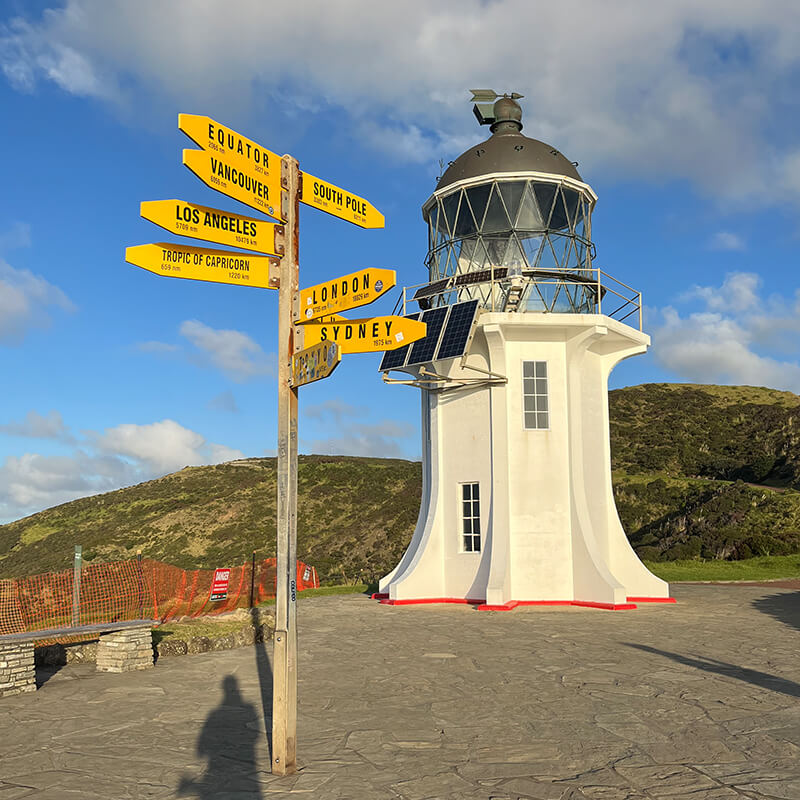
[2, 384, 800, 580]
[0, 456, 420, 583]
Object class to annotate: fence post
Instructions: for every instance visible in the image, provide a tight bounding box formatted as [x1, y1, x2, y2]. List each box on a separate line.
[250, 550, 256, 608]
[137, 550, 144, 619]
[72, 545, 82, 627]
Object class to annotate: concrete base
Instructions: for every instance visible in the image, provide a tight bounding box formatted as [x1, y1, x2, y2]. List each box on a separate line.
[0, 642, 35, 698]
[96, 626, 154, 673]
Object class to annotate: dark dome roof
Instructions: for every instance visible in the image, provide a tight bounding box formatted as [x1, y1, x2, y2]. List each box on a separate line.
[437, 129, 583, 191]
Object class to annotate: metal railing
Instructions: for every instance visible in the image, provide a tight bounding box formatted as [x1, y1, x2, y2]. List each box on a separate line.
[395, 267, 642, 331]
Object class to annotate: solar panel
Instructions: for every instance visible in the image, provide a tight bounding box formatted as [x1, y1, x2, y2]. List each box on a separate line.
[436, 300, 479, 360]
[378, 301, 480, 371]
[407, 307, 448, 365]
[412, 278, 450, 300]
[378, 312, 420, 371]
[454, 267, 507, 287]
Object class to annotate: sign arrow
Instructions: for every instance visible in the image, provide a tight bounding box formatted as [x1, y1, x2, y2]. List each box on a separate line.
[140, 199, 284, 256]
[300, 172, 384, 229]
[300, 315, 426, 354]
[297, 267, 395, 322]
[126, 243, 280, 289]
[291, 341, 341, 387]
[183, 149, 286, 221]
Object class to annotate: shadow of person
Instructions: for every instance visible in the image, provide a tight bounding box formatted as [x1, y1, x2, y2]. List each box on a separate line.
[178, 675, 264, 799]
[752, 591, 800, 634]
[624, 642, 800, 699]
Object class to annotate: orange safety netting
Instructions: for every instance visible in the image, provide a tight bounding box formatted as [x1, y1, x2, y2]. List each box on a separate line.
[0, 557, 319, 639]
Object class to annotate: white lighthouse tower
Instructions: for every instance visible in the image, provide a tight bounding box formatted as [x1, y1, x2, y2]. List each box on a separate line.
[377, 92, 672, 610]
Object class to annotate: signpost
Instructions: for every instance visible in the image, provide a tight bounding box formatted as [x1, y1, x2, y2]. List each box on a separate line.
[125, 113, 425, 778]
[300, 314, 426, 353]
[298, 267, 395, 321]
[140, 199, 284, 255]
[125, 243, 280, 289]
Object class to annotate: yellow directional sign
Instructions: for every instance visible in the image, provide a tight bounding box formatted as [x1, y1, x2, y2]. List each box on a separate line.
[125, 243, 279, 289]
[301, 172, 384, 229]
[291, 341, 341, 387]
[179, 114, 281, 180]
[140, 199, 284, 256]
[183, 149, 286, 221]
[298, 268, 395, 322]
[301, 316, 426, 354]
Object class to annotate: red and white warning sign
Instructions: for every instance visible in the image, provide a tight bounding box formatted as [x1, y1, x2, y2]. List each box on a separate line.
[210, 568, 231, 601]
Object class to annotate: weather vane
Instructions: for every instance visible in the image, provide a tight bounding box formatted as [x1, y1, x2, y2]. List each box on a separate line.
[469, 88, 524, 126]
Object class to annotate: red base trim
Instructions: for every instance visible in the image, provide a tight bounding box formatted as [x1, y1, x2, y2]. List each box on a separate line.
[378, 597, 483, 606]
[375, 596, 640, 611]
[627, 596, 677, 604]
[370, 592, 389, 600]
[477, 599, 637, 611]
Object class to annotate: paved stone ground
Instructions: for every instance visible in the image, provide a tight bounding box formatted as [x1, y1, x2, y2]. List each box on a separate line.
[0, 584, 799, 799]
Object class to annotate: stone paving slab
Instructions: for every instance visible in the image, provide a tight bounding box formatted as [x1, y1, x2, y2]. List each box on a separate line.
[0, 584, 798, 798]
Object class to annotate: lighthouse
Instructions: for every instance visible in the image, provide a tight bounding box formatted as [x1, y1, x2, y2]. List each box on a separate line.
[377, 91, 671, 610]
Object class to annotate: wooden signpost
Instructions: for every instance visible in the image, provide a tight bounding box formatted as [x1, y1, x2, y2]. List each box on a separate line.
[125, 114, 426, 777]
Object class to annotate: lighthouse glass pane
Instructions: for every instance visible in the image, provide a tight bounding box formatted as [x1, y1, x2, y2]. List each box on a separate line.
[441, 192, 459, 237]
[534, 184, 557, 227]
[482, 184, 511, 233]
[465, 185, 491, 229]
[460, 482, 481, 553]
[523, 361, 549, 430]
[517, 183, 544, 230]
[550, 188, 569, 231]
[498, 181, 526, 227]
[563, 189, 580, 230]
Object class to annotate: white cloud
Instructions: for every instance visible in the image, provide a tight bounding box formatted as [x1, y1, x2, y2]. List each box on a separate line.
[91, 418, 243, 474]
[653, 271, 800, 392]
[0, 259, 76, 344]
[3, 1, 800, 203]
[179, 319, 275, 382]
[683, 272, 760, 313]
[302, 399, 415, 458]
[0, 221, 31, 252]
[303, 398, 366, 422]
[0, 410, 74, 443]
[0, 417, 244, 522]
[135, 340, 180, 354]
[707, 231, 745, 252]
[208, 390, 239, 414]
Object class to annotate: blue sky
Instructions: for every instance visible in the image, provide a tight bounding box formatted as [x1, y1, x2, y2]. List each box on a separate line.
[1, 0, 799, 522]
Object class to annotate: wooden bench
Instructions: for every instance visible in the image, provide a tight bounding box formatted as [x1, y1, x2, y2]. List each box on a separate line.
[0, 620, 156, 698]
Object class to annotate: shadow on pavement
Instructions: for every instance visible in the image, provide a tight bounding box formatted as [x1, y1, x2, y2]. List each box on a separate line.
[752, 591, 800, 634]
[624, 642, 800, 699]
[177, 674, 265, 799]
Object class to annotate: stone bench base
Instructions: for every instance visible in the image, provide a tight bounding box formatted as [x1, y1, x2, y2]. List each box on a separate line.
[0, 642, 36, 698]
[96, 626, 154, 673]
[0, 624, 153, 697]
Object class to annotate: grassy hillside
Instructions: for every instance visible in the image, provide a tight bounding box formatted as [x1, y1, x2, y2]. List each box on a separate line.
[610, 383, 800, 486]
[0, 456, 420, 583]
[2, 384, 800, 580]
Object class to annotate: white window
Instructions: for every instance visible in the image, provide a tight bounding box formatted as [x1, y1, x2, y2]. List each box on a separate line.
[460, 482, 481, 552]
[523, 361, 549, 430]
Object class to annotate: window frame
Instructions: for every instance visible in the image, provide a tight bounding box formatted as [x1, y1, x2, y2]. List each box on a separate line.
[522, 360, 549, 430]
[459, 481, 481, 554]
